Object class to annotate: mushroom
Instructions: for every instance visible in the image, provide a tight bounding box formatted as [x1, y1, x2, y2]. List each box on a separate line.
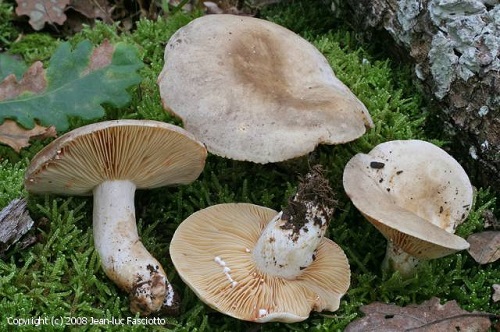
[24, 120, 207, 315]
[342, 140, 473, 277]
[157, 14, 373, 163]
[170, 166, 350, 322]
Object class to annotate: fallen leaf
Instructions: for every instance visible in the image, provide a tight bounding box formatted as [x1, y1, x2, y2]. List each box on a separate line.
[344, 297, 493, 332]
[0, 198, 34, 254]
[493, 284, 500, 303]
[0, 54, 27, 81]
[467, 231, 500, 264]
[68, 0, 112, 23]
[136, 0, 160, 20]
[483, 210, 499, 230]
[202, 1, 255, 15]
[168, 0, 196, 12]
[0, 119, 56, 152]
[83, 39, 114, 74]
[203, 1, 225, 14]
[0, 39, 143, 132]
[15, 0, 71, 30]
[0, 61, 47, 101]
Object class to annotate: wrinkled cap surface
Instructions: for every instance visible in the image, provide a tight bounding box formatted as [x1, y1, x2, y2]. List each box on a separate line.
[170, 203, 350, 323]
[158, 14, 373, 163]
[25, 120, 207, 195]
[343, 140, 472, 259]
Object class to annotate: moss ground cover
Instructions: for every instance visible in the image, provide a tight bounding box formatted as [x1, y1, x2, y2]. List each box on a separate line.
[0, 1, 498, 331]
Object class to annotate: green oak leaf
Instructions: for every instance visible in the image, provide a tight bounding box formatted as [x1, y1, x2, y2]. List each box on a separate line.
[0, 54, 27, 81]
[0, 40, 143, 131]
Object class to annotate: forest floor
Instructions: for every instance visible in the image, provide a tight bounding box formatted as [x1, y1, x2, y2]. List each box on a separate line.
[0, 0, 498, 331]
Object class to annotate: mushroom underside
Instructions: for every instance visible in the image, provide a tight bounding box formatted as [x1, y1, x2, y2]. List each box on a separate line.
[25, 120, 207, 195]
[170, 203, 350, 323]
[24, 119, 207, 315]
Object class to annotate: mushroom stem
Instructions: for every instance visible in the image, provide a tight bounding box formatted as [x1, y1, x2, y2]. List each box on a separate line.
[382, 241, 420, 278]
[253, 167, 336, 279]
[92, 180, 174, 315]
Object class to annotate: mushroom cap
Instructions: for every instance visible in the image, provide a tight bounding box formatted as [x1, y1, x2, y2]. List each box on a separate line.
[343, 140, 472, 259]
[25, 120, 207, 196]
[158, 14, 373, 163]
[170, 203, 350, 323]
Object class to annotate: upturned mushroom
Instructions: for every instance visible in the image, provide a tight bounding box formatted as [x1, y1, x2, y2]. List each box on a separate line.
[158, 14, 373, 163]
[342, 140, 473, 277]
[24, 120, 207, 315]
[170, 166, 350, 322]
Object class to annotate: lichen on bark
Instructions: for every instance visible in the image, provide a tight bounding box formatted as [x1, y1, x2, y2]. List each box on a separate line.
[345, 0, 500, 192]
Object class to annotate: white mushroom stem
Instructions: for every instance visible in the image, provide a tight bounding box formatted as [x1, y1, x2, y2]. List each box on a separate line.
[382, 241, 420, 278]
[253, 201, 332, 279]
[92, 180, 174, 315]
[253, 168, 335, 279]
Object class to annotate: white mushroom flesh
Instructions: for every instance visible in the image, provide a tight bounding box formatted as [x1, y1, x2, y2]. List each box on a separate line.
[253, 169, 334, 279]
[382, 241, 421, 278]
[214, 256, 238, 288]
[343, 140, 473, 277]
[93, 180, 169, 315]
[364, 140, 473, 232]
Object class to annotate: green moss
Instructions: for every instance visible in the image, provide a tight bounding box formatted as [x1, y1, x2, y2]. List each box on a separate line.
[1, 198, 120, 330]
[260, 0, 337, 36]
[0, 1, 19, 48]
[456, 188, 497, 238]
[0, 159, 27, 206]
[0, 0, 498, 330]
[8, 34, 59, 64]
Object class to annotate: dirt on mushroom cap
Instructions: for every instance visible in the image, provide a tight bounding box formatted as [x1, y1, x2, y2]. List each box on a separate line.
[343, 139, 473, 259]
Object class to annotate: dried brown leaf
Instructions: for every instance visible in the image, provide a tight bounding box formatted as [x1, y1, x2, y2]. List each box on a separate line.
[483, 210, 500, 230]
[345, 297, 492, 332]
[82, 40, 114, 75]
[136, 0, 160, 20]
[203, 1, 225, 14]
[15, 0, 71, 30]
[467, 231, 500, 264]
[68, 0, 112, 22]
[0, 61, 47, 100]
[169, 0, 196, 12]
[202, 1, 255, 15]
[0, 119, 56, 152]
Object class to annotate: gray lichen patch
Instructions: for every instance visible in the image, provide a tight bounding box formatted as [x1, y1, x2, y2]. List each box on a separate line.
[428, 31, 459, 99]
[395, 0, 422, 46]
[393, 0, 500, 99]
[427, 0, 500, 98]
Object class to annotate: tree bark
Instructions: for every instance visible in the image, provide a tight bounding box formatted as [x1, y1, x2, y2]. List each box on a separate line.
[0, 198, 34, 254]
[344, 0, 500, 192]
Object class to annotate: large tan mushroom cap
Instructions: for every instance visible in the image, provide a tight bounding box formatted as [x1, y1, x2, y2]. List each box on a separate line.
[343, 140, 472, 259]
[25, 120, 207, 195]
[170, 203, 350, 323]
[158, 14, 373, 163]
